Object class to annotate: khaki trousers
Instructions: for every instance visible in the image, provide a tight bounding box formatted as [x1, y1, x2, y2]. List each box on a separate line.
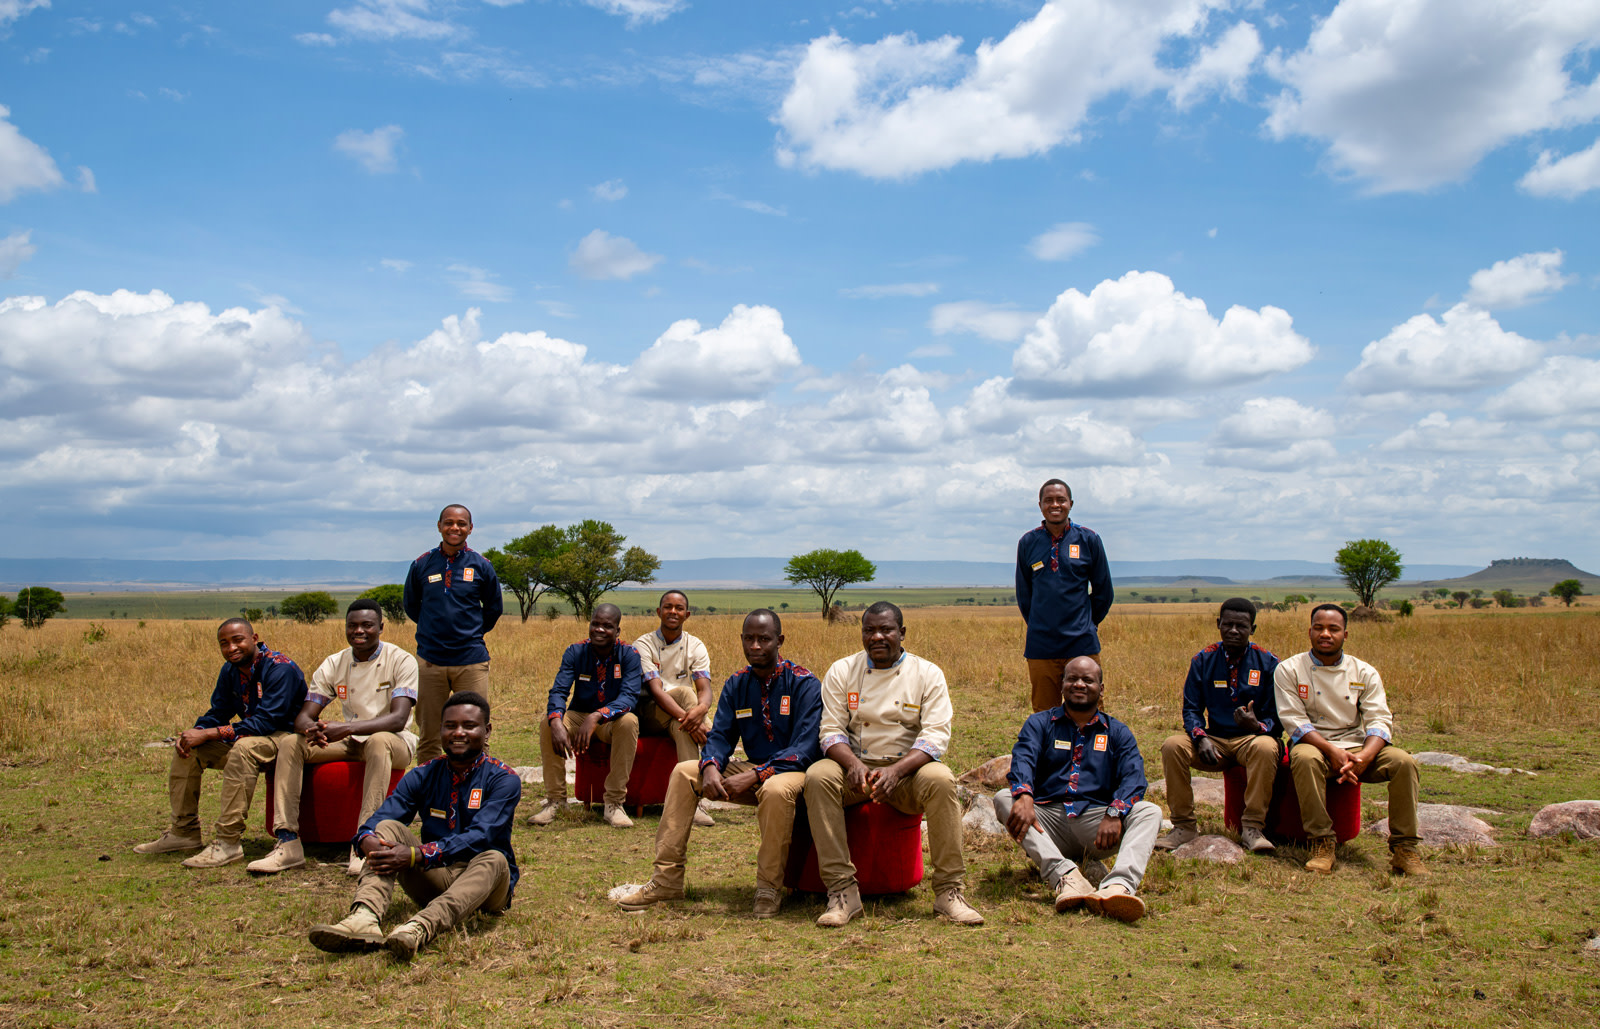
[350, 821, 510, 937]
[539, 710, 640, 805]
[636, 683, 702, 764]
[1027, 655, 1103, 713]
[1160, 732, 1281, 831]
[803, 758, 965, 893]
[166, 733, 289, 841]
[415, 660, 490, 764]
[651, 759, 806, 891]
[1289, 743, 1421, 848]
[272, 732, 412, 836]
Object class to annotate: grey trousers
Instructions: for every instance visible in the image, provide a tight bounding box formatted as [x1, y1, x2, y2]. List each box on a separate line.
[992, 790, 1162, 895]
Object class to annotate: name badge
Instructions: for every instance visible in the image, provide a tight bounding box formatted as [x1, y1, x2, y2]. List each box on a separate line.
[1093, 734, 1108, 752]
[675, 670, 687, 679]
[1068, 544, 1081, 559]
[1350, 682, 1364, 691]
[1053, 739, 1071, 750]
[463, 568, 475, 582]
[430, 808, 447, 818]
[1031, 560, 1044, 571]
[779, 696, 791, 715]
[1248, 670, 1260, 686]
[1212, 680, 1227, 689]
[336, 683, 348, 699]
[428, 573, 443, 583]
[578, 674, 591, 681]
[1298, 683, 1310, 700]
[847, 692, 859, 711]
[736, 708, 753, 719]
[468, 788, 483, 810]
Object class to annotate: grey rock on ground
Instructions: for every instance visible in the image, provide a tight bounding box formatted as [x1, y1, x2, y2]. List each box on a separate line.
[1584, 937, 1600, 958]
[1413, 751, 1537, 777]
[958, 755, 1013, 790]
[1368, 804, 1497, 846]
[1528, 800, 1600, 840]
[963, 795, 1007, 837]
[1148, 776, 1225, 807]
[1170, 835, 1245, 864]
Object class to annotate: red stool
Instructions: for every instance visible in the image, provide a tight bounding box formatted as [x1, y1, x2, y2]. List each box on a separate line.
[264, 761, 406, 843]
[1223, 764, 1362, 843]
[575, 735, 679, 810]
[784, 799, 925, 894]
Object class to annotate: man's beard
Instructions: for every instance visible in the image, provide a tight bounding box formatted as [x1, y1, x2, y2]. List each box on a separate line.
[1064, 697, 1097, 713]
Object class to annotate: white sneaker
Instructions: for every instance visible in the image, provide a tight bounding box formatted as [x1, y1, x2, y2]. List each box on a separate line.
[180, 839, 244, 869]
[246, 837, 305, 875]
[603, 804, 634, 828]
[693, 801, 716, 827]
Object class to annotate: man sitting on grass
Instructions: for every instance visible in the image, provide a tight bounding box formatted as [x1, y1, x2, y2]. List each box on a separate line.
[993, 656, 1161, 923]
[1274, 604, 1428, 876]
[251, 598, 419, 876]
[1155, 597, 1282, 854]
[133, 618, 303, 870]
[617, 609, 822, 919]
[308, 690, 520, 960]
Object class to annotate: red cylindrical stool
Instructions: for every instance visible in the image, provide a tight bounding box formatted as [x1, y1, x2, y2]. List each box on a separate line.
[264, 761, 407, 843]
[784, 799, 925, 894]
[1223, 764, 1361, 842]
[575, 735, 679, 809]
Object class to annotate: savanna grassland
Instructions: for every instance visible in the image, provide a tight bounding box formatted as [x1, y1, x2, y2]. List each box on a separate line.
[1, 605, 1598, 1028]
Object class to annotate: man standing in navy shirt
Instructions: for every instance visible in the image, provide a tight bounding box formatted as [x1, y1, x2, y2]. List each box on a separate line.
[617, 609, 822, 919]
[133, 618, 303, 870]
[1156, 598, 1281, 854]
[308, 690, 520, 960]
[993, 656, 1160, 923]
[1016, 479, 1114, 712]
[403, 504, 502, 764]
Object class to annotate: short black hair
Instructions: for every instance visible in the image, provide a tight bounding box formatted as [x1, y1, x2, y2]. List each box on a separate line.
[659, 589, 689, 607]
[442, 690, 490, 723]
[745, 608, 782, 635]
[1309, 602, 1348, 627]
[1038, 478, 1072, 501]
[347, 598, 384, 620]
[592, 603, 622, 625]
[438, 503, 473, 523]
[862, 600, 904, 628]
[218, 617, 252, 634]
[1219, 597, 1257, 625]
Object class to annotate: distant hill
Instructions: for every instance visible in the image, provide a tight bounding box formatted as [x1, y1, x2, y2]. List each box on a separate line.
[1414, 558, 1600, 591]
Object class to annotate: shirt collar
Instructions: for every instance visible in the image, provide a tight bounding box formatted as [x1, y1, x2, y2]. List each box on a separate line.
[1310, 650, 1342, 667]
[864, 650, 908, 669]
[352, 642, 383, 663]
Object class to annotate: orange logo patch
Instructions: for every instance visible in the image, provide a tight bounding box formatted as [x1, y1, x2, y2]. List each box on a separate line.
[468, 788, 483, 810]
[1068, 544, 1081, 559]
[847, 692, 859, 711]
[463, 568, 475, 582]
[336, 682, 348, 699]
[1298, 683, 1310, 700]
[780, 696, 791, 715]
[1093, 734, 1108, 752]
[1248, 670, 1260, 686]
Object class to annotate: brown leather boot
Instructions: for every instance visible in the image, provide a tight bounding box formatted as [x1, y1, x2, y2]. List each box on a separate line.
[1304, 836, 1337, 874]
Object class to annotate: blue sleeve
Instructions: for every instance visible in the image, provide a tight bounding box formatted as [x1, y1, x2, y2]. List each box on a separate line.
[1089, 533, 1113, 624]
[546, 646, 577, 720]
[602, 645, 641, 720]
[760, 674, 822, 776]
[700, 677, 741, 771]
[479, 558, 503, 635]
[426, 768, 520, 868]
[358, 764, 426, 841]
[403, 559, 422, 624]
[1181, 654, 1208, 738]
[233, 660, 304, 737]
[1109, 722, 1147, 815]
[1005, 715, 1043, 796]
[1015, 535, 1033, 621]
[193, 665, 236, 730]
[1256, 654, 1281, 738]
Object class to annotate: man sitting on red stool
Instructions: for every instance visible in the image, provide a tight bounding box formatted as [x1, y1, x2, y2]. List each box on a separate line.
[617, 608, 822, 918]
[805, 601, 983, 928]
[1275, 604, 1428, 876]
[529, 603, 643, 829]
[633, 590, 717, 827]
[1155, 597, 1281, 854]
[251, 599, 418, 876]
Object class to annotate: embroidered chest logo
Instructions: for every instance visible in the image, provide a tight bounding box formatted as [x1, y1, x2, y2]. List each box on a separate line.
[468, 788, 483, 810]
[779, 696, 791, 715]
[1248, 669, 1261, 686]
[336, 682, 348, 699]
[1298, 683, 1310, 700]
[1068, 544, 1081, 559]
[463, 568, 475, 582]
[1093, 734, 1108, 752]
[847, 692, 860, 711]
[614, 665, 622, 678]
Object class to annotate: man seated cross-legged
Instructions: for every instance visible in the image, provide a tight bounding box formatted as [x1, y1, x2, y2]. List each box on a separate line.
[618, 608, 822, 919]
[250, 599, 420, 876]
[308, 691, 520, 960]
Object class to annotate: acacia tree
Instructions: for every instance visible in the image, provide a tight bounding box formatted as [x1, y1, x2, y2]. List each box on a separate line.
[1451, 591, 1470, 608]
[280, 591, 338, 624]
[546, 520, 660, 620]
[357, 584, 407, 623]
[784, 549, 877, 617]
[485, 525, 567, 622]
[1551, 579, 1584, 607]
[15, 587, 65, 629]
[1333, 539, 1403, 609]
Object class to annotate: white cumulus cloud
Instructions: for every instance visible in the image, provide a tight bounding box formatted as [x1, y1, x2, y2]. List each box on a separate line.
[1028, 222, 1098, 262]
[333, 125, 404, 174]
[929, 301, 1040, 343]
[1519, 138, 1600, 199]
[0, 2, 50, 29]
[1011, 270, 1314, 396]
[1345, 303, 1543, 395]
[582, 0, 684, 27]
[775, 0, 1251, 179]
[1464, 250, 1573, 309]
[569, 229, 663, 281]
[0, 229, 36, 277]
[591, 178, 627, 202]
[0, 105, 65, 203]
[631, 304, 800, 399]
[1488, 357, 1600, 420]
[1264, 0, 1600, 192]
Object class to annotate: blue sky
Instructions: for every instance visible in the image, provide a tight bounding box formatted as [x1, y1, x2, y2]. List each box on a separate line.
[2, 0, 1598, 571]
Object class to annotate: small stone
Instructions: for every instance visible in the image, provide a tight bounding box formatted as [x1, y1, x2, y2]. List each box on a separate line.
[957, 755, 1012, 790]
[1528, 800, 1600, 840]
[97, 854, 110, 862]
[1169, 834, 1245, 864]
[1191, 777, 1226, 808]
[962, 796, 1007, 837]
[1583, 937, 1600, 958]
[513, 766, 541, 785]
[1367, 804, 1496, 846]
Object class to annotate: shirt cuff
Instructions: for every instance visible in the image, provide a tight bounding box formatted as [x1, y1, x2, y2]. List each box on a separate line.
[754, 763, 775, 782]
[699, 757, 722, 774]
[216, 725, 237, 743]
[691, 671, 711, 681]
[1189, 726, 1208, 739]
[419, 841, 444, 868]
[547, 711, 564, 722]
[393, 686, 418, 701]
[1288, 723, 1314, 745]
[642, 671, 661, 682]
[1010, 784, 1033, 798]
[820, 733, 849, 752]
[1366, 725, 1393, 743]
[1108, 798, 1131, 815]
[912, 739, 944, 761]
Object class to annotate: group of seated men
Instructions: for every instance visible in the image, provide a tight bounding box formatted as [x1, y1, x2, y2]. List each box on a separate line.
[133, 591, 1426, 959]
